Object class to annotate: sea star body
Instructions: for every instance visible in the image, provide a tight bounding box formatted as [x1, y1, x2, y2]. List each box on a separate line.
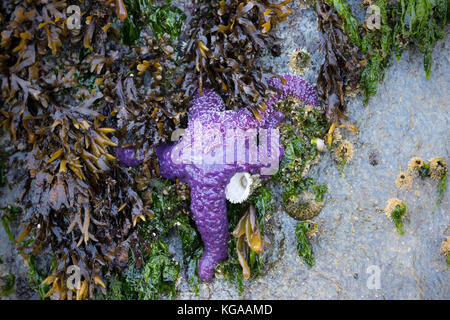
[116, 75, 318, 281]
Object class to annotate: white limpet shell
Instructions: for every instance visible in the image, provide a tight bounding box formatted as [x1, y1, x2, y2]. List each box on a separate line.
[225, 172, 255, 204]
[312, 138, 326, 152]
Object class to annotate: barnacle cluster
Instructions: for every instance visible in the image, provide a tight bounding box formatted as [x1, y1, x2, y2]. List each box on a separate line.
[181, 0, 292, 118]
[401, 156, 447, 203]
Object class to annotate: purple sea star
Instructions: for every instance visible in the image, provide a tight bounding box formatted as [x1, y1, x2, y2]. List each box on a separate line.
[116, 74, 319, 281]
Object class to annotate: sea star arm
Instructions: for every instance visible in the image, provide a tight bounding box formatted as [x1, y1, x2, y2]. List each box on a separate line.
[190, 183, 230, 281]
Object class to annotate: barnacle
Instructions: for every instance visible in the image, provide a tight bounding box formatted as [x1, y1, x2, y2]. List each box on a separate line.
[429, 157, 447, 180]
[288, 49, 311, 75]
[440, 236, 450, 265]
[384, 198, 407, 235]
[330, 127, 343, 146]
[170, 128, 186, 142]
[232, 205, 264, 279]
[334, 140, 353, 172]
[395, 171, 412, 190]
[181, 0, 292, 115]
[297, 0, 315, 9]
[407, 157, 425, 176]
[334, 140, 353, 161]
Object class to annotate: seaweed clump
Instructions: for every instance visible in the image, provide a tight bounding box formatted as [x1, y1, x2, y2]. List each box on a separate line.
[0, 0, 188, 299]
[217, 186, 274, 295]
[96, 178, 200, 300]
[276, 98, 328, 220]
[231, 204, 264, 280]
[181, 0, 292, 118]
[120, 0, 185, 46]
[102, 240, 180, 300]
[328, 0, 448, 103]
[315, 0, 361, 132]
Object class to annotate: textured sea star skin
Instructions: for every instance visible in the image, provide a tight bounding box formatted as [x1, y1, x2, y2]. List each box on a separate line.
[116, 75, 318, 281]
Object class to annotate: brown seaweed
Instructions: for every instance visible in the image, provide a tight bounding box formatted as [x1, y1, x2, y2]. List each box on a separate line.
[315, 0, 360, 142]
[0, 0, 186, 299]
[181, 0, 292, 117]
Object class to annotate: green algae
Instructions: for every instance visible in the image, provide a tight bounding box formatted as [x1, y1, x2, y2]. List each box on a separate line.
[276, 100, 328, 220]
[98, 178, 199, 300]
[26, 255, 55, 300]
[330, 0, 448, 104]
[120, 0, 185, 46]
[295, 221, 317, 267]
[148, 2, 185, 40]
[391, 203, 407, 235]
[1, 205, 21, 243]
[1, 274, 15, 296]
[101, 240, 179, 300]
[437, 171, 447, 204]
